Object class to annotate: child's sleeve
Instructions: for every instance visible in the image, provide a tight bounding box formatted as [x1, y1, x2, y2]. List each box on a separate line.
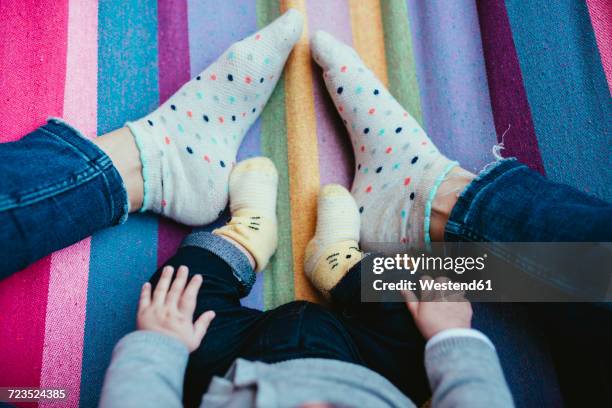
[99, 330, 189, 408]
[425, 328, 515, 408]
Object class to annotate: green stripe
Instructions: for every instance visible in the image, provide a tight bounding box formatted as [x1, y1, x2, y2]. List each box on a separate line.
[257, 0, 295, 309]
[380, 0, 423, 125]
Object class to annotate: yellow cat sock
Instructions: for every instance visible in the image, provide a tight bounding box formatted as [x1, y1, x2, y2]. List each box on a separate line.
[213, 157, 278, 271]
[305, 184, 363, 297]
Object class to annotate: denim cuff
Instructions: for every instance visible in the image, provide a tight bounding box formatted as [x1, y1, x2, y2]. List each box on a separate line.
[444, 158, 524, 242]
[45, 118, 129, 224]
[181, 232, 256, 293]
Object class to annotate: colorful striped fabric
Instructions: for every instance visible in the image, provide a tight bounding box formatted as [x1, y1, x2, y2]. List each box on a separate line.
[0, 0, 610, 406]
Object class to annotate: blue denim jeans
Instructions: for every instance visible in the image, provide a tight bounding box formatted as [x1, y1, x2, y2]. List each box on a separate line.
[445, 159, 612, 406]
[0, 119, 128, 275]
[445, 158, 612, 243]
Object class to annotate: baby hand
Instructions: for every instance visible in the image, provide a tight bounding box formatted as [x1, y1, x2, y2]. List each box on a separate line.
[402, 276, 472, 340]
[137, 265, 215, 352]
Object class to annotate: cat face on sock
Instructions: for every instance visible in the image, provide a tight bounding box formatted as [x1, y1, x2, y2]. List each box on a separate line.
[324, 245, 362, 272]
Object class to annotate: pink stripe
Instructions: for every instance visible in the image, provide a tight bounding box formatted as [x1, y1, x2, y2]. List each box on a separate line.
[0, 0, 70, 395]
[42, 241, 91, 408]
[59, 0, 99, 139]
[0, 1, 69, 141]
[306, 0, 355, 188]
[586, 0, 612, 94]
[0, 259, 51, 401]
[39, 1, 99, 406]
[157, 0, 192, 266]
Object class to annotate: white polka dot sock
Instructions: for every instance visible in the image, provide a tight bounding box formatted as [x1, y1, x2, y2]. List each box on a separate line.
[311, 31, 458, 249]
[214, 157, 278, 272]
[305, 184, 363, 297]
[126, 9, 303, 226]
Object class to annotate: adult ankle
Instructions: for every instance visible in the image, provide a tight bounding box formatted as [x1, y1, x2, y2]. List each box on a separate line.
[125, 10, 302, 226]
[94, 127, 144, 212]
[429, 167, 475, 241]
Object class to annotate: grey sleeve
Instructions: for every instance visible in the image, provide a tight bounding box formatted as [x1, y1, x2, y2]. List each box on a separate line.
[426, 337, 515, 408]
[99, 330, 190, 408]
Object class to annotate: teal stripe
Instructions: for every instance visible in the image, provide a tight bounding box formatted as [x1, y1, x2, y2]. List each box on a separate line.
[81, 1, 159, 406]
[506, 0, 612, 201]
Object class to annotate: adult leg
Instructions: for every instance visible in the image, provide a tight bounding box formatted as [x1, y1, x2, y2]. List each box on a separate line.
[93, 127, 144, 211]
[303, 186, 561, 407]
[309, 30, 611, 256]
[0, 119, 131, 276]
[309, 31, 610, 406]
[441, 152, 612, 405]
[0, 10, 303, 277]
[442, 159, 612, 243]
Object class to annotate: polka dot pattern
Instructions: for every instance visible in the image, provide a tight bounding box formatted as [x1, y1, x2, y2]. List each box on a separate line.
[126, 9, 303, 226]
[311, 29, 456, 249]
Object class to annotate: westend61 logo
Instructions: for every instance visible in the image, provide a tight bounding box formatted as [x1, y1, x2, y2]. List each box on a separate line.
[371, 253, 488, 275]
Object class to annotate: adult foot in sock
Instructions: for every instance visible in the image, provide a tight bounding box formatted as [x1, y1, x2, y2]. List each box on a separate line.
[305, 184, 363, 298]
[213, 157, 278, 272]
[126, 9, 303, 226]
[311, 31, 465, 249]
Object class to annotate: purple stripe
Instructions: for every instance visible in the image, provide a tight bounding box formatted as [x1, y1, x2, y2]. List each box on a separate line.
[307, 0, 354, 187]
[406, 0, 498, 172]
[158, 0, 192, 266]
[185, 0, 260, 161]
[158, 0, 191, 103]
[476, 0, 545, 174]
[185, 0, 261, 160]
[187, 0, 258, 75]
[186, 0, 263, 309]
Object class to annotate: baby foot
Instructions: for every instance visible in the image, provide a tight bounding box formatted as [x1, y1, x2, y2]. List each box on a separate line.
[127, 10, 303, 226]
[305, 184, 363, 298]
[311, 31, 458, 249]
[213, 157, 278, 272]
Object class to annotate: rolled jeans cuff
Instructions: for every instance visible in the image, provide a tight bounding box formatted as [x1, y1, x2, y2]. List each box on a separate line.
[181, 232, 256, 293]
[46, 118, 129, 224]
[444, 158, 523, 242]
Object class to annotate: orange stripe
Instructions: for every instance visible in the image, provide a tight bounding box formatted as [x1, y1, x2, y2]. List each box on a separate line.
[348, 0, 389, 86]
[279, 0, 323, 302]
